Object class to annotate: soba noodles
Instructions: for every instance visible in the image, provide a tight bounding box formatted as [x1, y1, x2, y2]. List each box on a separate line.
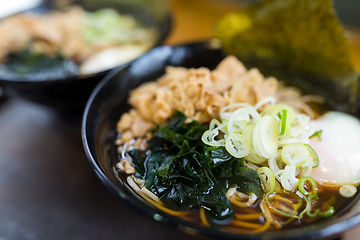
[115, 56, 360, 232]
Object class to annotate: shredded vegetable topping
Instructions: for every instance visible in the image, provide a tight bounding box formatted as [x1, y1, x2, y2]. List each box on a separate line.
[200, 98, 336, 225]
[202, 99, 319, 192]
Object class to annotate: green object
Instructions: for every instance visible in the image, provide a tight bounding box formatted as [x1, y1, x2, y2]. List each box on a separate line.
[318, 206, 335, 217]
[0, 48, 78, 79]
[298, 176, 318, 196]
[83, 8, 127, 44]
[83, 8, 149, 45]
[304, 144, 320, 168]
[215, 0, 358, 113]
[277, 109, 290, 136]
[309, 130, 323, 141]
[128, 111, 263, 224]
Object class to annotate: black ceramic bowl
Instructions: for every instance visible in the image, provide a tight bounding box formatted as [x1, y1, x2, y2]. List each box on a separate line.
[82, 41, 360, 240]
[0, 0, 171, 112]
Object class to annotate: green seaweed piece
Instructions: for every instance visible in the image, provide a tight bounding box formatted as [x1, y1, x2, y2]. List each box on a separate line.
[129, 111, 263, 223]
[215, 0, 358, 113]
[1, 48, 78, 78]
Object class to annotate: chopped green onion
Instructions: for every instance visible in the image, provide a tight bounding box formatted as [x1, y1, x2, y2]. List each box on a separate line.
[209, 118, 223, 130]
[246, 150, 268, 164]
[277, 109, 292, 136]
[281, 143, 309, 167]
[202, 129, 224, 146]
[242, 124, 255, 141]
[242, 124, 267, 164]
[318, 206, 335, 217]
[225, 133, 250, 158]
[298, 177, 318, 195]
[201, 119, 228, 146]
[265, 192, 303, 219]
[220, 103, 252, 121]
[257, 167, 276, 193]
[298, 192, 335, 218]
[253, 115, 279, 158]
[309, 130, 323, 141]
[304, 144, 319, 168]
[227, 107, 260, 134]
[232, 120, 248, 133]
[305, 194, 320, 218]
[280, 165, 299, 191]
[339, 184, 357, 198]
[261, 103, 296, 123]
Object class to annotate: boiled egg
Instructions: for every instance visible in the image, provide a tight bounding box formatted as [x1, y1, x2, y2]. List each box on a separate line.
[310, 111, 360, 186]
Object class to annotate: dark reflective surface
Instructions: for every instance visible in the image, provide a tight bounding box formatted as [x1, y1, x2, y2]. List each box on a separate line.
[82, 41, 360, 240]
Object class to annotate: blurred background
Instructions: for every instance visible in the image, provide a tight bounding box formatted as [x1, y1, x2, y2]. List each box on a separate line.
[163, 0, 360, 73]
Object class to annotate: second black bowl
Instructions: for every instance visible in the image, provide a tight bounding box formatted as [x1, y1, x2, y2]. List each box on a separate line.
[0, 0, 171, 112]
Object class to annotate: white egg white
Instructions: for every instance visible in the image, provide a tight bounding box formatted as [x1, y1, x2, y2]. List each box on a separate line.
[310, 111, 360, 186]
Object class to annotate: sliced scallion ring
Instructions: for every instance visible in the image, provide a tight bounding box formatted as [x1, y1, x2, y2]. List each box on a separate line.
[304, 144, 319, 168]
[261, 103, 296, 123]
[305, 194, 320, 218]
[280, 165, 299, 191]
[202, 129, 225, 146]
[202, 119, 228, 146]
[257, 167, 276, 193]
[246, 150, 268, 164]
[225, 133, 250, 158]
[339, 185, 357, 198]
[209, 118, 223, 130]
[232, 120, 248, 133]
[318, 206, 335, 217]
[242, 124, 267, 164]
[242, 124, 255, 143]
[300, 158, 313, 177]
[253, 115, 279, 158]
[228, 107, 260, 134]
[220, 103, 252, 121]
[298, 177, 318, 195]
[281, 143, 309, 167]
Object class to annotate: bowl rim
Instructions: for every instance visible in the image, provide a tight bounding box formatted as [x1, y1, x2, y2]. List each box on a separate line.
[0, 0, 172, 84]
[81, 41, 360, 240]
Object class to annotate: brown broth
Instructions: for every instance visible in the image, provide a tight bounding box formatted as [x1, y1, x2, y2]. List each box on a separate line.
[167, 184, 357, 232]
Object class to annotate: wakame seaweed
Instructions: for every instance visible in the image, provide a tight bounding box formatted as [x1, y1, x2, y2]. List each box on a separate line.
[128, 111, 263, 223]
[0, 48, 78, 79]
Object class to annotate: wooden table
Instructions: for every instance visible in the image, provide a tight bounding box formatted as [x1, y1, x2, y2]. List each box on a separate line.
[0, 1, 359, 240]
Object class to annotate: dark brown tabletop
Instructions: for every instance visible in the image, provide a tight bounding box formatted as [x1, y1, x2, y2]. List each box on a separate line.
[0, 99, 205, 240]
